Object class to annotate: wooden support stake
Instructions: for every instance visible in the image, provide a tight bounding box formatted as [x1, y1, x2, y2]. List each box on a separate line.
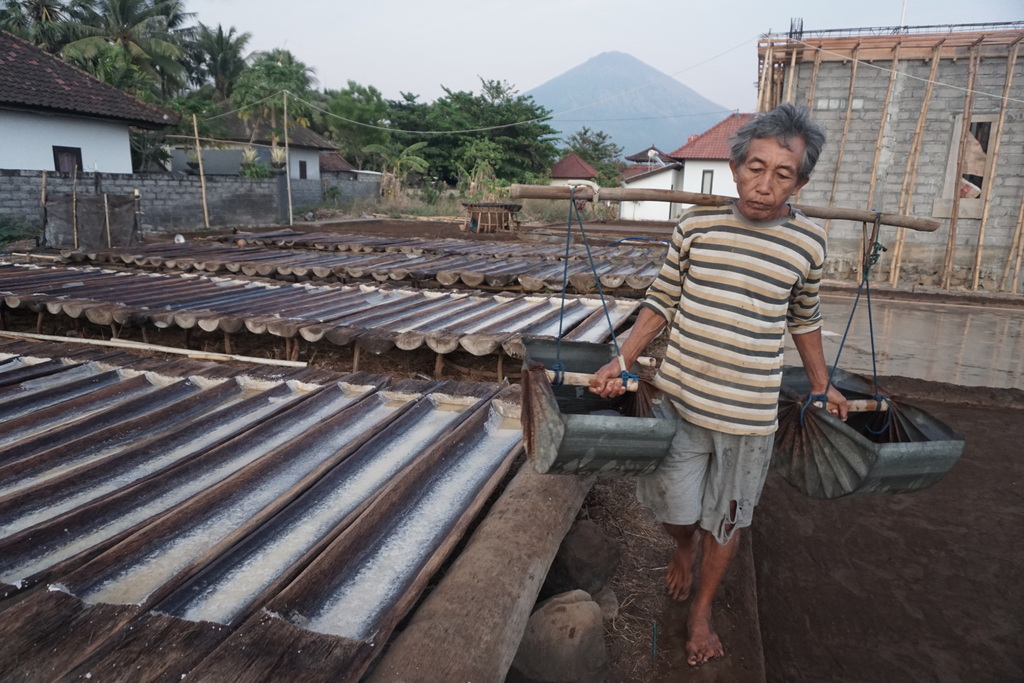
[352, 344, 361, 373]
[971, 37, 1020, 290]
[223, 332, 232, 356]
[192, 114, 210, 229]
[496, 352, 504, 381]
[890, 38, 945, 287]
[103, 193, 112, 248]
[71, 165, 79, 250]
[36, 310, 44, 334]
[434, 351, 444, 379]
[824, 43, 860, 235]
[284, 91, 294, 226]
[40, 170, 47, 206]
[942, 42, 982, 290]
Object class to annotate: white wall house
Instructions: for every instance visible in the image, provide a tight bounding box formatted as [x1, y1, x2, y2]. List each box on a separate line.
[619, 164, 683, 221]
[169, 114, 336, 179]
[666, 112, 753, 212]
[0, 30, 175, 174]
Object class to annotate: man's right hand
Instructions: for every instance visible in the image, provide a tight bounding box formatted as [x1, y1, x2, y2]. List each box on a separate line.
[589, 359, 629, 398]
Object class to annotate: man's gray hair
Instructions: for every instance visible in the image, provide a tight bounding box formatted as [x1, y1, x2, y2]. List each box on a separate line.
[730, 103, 826, 182]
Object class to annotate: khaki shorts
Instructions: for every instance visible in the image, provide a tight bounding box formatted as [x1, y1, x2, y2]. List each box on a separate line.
[636, 415, 774, 545]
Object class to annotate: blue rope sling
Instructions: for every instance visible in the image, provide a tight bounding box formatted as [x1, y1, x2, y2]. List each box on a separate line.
[800, 213, 893, 432]
[549, 186, 639, 391]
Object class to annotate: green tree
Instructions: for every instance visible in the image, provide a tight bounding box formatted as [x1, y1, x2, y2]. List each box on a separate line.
[325, 81, 390, 167]
[60, 0, 191, 97]
[0, 0, 89, 52]
[412, 79, 559, 186]
[186, 22, 250, 101]
[362, 140, 429, 197]
[230, 48, 316, 148]
[562, 126, 625, 187]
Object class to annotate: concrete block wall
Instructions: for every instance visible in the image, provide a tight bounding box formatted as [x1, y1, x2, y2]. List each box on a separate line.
[0, 170, 288, 234]
[792, 52, 1024, 288]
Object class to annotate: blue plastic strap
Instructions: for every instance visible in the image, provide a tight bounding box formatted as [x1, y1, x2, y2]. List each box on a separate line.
[800, 393, 829, 427]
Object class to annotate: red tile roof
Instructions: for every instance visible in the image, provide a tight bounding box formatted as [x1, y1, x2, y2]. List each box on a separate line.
[551, 152, 599, 179]
[667, 113, 754, 161]
[0, 30, 175, 129]
[320, 152, 356, 172]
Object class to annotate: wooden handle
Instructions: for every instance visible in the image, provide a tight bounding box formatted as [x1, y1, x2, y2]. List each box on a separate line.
[813, 398, 889, 413]
[544, 369, 639, 393]
[508, 184, 940, 232]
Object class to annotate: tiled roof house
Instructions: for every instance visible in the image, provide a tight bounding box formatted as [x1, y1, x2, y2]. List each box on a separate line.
[0, 29, 176, 173]
[667, 112, 753, 198]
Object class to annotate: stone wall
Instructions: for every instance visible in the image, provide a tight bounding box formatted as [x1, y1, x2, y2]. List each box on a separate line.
[789, 49, 1024, 289]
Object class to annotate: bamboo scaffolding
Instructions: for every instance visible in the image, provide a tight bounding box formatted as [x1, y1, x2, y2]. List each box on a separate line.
[508, 185, 940, 232]
[1001, 193, 1024, 293]
[890, 38, 945, 287]
[824, 43, 860, 234]
[971, 37, 1021, 290]
[784, 40, 799, 103]
[942, 41, 982, 290]
[805, 47, 823, 109]
[860, 43, 901, 277]
[757, 33, 775, 112]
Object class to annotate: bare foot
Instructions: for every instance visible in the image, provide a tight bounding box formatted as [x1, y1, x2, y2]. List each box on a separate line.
[665, 528, 699, 601]
[686, 611, 724, 666]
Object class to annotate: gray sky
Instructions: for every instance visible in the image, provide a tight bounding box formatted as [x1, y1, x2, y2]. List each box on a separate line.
[185, 0, 1020, 112]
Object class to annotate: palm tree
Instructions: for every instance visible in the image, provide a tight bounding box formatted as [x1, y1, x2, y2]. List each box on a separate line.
[60, 0, 191, 96]
[362, 141, 430, 198]
[187, 22, 250, 101]
[0, 0, 90, 52]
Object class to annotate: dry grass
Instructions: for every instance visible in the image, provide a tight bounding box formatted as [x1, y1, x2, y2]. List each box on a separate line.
[583, 476, 675, 682]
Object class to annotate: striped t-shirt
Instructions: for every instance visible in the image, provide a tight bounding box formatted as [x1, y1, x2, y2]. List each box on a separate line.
[643, 203, 827, 436]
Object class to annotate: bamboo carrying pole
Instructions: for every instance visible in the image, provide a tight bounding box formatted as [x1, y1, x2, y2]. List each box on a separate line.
[509, 185, 941, 232]
[971, 37, 1021, 290]
[942, 41, 982, 290]
[192, 114, 210, 229]
[890, 38, 945, 287]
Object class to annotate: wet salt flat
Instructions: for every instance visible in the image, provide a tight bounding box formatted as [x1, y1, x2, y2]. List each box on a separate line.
[784, 294, 1024, 390]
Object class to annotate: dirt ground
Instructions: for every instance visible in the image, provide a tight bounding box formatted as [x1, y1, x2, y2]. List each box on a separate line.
[6, 216, 1023, 682]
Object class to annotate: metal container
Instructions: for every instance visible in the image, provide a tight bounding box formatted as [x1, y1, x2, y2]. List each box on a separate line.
[774, 366, 966, 498]
[521, 338, 676, 475]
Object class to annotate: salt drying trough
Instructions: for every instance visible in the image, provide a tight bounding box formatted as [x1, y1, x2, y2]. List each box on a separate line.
[0, 262, 639, 359]
[0, 340, 522, 681]
[59, 238, 665, 292]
